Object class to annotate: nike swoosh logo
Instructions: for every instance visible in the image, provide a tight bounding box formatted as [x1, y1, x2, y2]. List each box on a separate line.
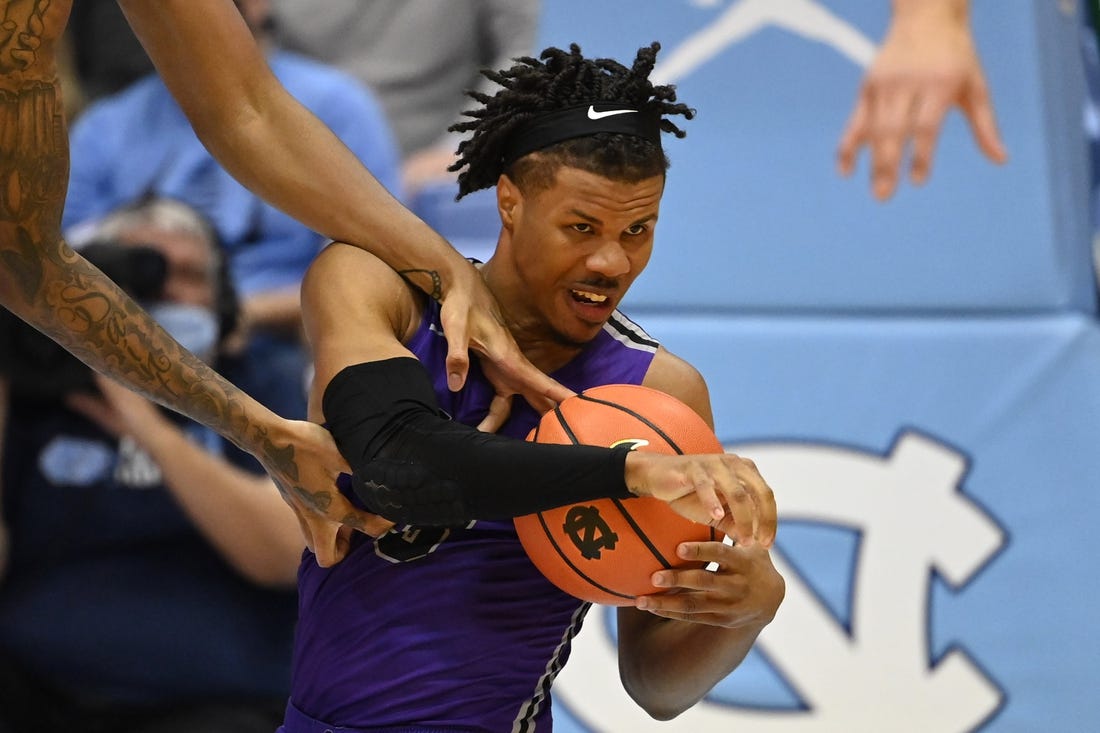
[587, 105, 638, 120]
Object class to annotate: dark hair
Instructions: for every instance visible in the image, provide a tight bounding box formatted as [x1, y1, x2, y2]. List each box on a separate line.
[449, 42, 694, 198]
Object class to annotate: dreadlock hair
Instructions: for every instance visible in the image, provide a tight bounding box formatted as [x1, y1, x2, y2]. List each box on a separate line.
[449, 42, 694, 199]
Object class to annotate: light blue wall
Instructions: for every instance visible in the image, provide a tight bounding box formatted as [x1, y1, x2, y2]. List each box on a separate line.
[537, 0, 1094, 314]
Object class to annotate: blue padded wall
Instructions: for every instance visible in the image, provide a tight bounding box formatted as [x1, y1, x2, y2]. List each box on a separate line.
[537, 0, 1095, 314]
[530, 2, 1100, 732]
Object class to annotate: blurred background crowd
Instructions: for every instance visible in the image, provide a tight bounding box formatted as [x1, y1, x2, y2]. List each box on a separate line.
[0, 1, 536, 731]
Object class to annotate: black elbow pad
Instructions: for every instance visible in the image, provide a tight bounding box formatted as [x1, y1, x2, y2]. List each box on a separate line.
[322, 357, 631, 525]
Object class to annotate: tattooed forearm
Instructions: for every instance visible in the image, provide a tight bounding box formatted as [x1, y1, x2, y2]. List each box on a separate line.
[2, 228, 259, 449]
[0, 0, 365, 555]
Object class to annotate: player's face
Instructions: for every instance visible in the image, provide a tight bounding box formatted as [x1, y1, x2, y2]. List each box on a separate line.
[501, 166, 663, 347]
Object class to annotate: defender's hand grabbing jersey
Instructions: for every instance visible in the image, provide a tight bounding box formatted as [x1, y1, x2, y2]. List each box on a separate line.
[289, 299, 659, 731]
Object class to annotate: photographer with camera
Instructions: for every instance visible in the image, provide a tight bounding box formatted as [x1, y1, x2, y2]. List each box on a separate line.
[0, 198, 305, 733]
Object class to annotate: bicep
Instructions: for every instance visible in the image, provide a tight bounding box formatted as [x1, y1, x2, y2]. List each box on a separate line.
[641, 348, 715, 429]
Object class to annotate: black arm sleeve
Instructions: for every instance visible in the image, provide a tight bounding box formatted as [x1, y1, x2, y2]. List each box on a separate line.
[322, 357, 633, 526]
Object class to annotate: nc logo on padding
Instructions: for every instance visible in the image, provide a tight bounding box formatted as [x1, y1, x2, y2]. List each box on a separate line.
[554, 431, 1007, 732]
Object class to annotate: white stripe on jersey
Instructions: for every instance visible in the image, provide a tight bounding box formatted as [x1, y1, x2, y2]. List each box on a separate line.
[602, 310, 659, 353]
[511, 602, 592, 733]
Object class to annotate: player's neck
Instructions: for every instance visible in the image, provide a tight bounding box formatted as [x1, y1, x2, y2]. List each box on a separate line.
[478, 259, 584, 373]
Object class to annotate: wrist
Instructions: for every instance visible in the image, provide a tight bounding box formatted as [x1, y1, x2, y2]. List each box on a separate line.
[891, 0, 969, 23]
[623, 451, 653, 498]
[400, 244, 475, 303]
[221, 397, 285, 457]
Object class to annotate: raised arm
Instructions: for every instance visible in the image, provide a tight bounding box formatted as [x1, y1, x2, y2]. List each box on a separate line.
[617, 350, 785, 720]
[0, 0, 374, 566]
[837, 0, 1006, 200]
[117, 0, 569, 409]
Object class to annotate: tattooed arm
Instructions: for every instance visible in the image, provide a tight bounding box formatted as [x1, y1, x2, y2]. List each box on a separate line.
[0, 0, 384, 566]
[117, 0, 570, 411]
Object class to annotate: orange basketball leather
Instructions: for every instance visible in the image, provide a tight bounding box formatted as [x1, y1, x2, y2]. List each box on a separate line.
[515, 384, 725, 606]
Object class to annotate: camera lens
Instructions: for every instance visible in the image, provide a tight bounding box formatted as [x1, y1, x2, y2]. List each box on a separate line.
[82, 242, 168, 301]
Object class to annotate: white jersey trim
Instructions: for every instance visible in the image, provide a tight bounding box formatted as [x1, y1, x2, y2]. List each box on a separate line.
[603, 310, 659, 354]
[511, 602, 591, 733]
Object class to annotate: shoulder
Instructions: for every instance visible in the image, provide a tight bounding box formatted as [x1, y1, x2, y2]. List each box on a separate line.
[642, 347, 714, 428]
[304, 241, 410, 299]
[302, 243, 422, 339]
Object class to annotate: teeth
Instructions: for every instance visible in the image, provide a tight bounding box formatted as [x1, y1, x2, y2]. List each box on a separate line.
[573, 289, 608, 304]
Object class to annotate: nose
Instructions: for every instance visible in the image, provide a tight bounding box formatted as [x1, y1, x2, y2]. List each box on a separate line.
[586, 239, 631, 279]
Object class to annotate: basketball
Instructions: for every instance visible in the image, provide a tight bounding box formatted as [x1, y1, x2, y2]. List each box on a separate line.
[514, 384, 725, 606]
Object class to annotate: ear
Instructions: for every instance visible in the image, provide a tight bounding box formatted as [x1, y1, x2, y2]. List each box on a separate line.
[497, 174, 522, 231]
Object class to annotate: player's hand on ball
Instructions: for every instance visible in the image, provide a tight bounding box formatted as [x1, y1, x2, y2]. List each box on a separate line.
[635, 541, 784, 629]
[623, 451, 777, 547]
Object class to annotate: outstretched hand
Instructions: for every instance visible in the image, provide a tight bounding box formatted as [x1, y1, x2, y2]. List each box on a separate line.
[624, 451, 777, 547]
[836, 4, 1006, 200]
[438, 259, 575, 422]
[256, 419, 393, 566]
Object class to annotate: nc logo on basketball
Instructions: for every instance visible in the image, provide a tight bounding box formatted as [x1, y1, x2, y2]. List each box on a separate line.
[563, 505, 619, 560]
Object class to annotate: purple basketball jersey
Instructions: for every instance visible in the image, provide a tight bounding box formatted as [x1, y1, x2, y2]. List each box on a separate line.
[290, 300, 658, 732]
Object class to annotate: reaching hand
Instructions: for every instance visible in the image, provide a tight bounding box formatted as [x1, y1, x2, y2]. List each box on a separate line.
[253, 418, 394, 566]
[438, 259, 575, 415]
[624, 451, 777, 547]
[836, 4, 1006, 200]
[635, 541, 785, 629]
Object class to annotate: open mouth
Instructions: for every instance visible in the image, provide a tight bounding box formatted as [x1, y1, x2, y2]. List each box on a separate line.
[571, 288, 609, 305]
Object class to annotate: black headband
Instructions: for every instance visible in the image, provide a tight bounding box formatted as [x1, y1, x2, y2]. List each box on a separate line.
[501, 102, 662, 167]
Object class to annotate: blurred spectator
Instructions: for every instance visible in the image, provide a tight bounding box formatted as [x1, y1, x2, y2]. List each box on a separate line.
[271, 0, 539, 197]
[63, 0, 403, 443]
[0, 198, 302, 733]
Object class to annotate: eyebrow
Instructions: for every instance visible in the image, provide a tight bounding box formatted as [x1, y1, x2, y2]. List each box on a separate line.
[568, 209, 658, 227]
[569, 208, 602, 225]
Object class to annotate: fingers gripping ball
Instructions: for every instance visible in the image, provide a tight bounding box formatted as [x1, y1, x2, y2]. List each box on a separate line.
[514, 384, 724, 606]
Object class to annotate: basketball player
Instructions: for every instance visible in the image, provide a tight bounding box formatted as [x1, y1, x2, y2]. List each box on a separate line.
[289, 43, 785, 731]
[0, 0, 567, 566]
